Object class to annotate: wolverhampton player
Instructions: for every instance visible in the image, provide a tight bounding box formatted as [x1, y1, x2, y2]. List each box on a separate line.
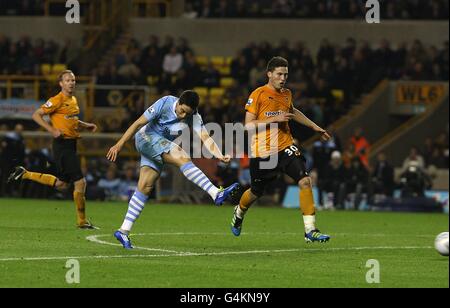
[231, 57, 331, 243]
[8, 70, 98, 229]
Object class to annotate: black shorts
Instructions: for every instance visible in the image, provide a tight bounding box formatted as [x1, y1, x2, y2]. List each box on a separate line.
[52, 138, 83, 183]
[250, 145, 309, 197]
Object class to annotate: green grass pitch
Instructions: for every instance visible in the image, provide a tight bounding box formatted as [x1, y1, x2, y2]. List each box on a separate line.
[0, 198, 448, 288]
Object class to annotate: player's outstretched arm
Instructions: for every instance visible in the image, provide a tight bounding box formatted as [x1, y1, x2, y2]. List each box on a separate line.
[107, 115, 149, 162]
[199, 128, 230, 163]
[292, 108, 330, 141]
[78, 120, 97, 133]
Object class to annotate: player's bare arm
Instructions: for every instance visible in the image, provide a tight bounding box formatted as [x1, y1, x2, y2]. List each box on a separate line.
[199, 129, 230, 163]
[32, 108, 62, 138]
[107, 115, 149, 162]
[78, 120, 97, 133]
[292, 108, 330, 141]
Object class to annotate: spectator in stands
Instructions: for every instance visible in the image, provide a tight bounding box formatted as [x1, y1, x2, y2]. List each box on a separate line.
[350, 127, 370, 169]
[182, 50, 202, 87]
[369, 152, 395, 200]
[248, 58, 267, 88]
[312, 128, 340, 180]
[320, 150, 348, 209]
[401, 146, 426, 174]
[119, 167, 138, 201]
[98, 167, 122, 200]
[231, 52, 249, 84]
[428, 148, 448, 169]
[0, 124, 26, 196]
[197, 0, 214, 18]
[345, 157, 370, 209]
[117, 56, 142, 85]
[201, 61, 221, 88]
[182, 2, 198, 18]
[161, 46, 183, 88]
[399, 160, 431, 198]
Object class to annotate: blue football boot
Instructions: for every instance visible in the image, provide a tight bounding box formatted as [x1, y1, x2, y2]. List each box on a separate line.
[114, 230, 133, 249]
[214, 183, 240, 206]
[304, 229, 330, 243]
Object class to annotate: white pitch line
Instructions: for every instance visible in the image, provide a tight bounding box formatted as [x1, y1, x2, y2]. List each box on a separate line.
[0, 247, 433, 263]
[0, 232, 434, 263]
[85, 235, 185, 254]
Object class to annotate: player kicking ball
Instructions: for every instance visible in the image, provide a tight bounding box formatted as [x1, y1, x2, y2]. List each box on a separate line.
[107, 90, 240, 249]
[231, 57, 330, 243]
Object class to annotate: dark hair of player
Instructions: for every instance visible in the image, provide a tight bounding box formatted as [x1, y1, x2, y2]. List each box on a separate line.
[267, 56, 289, 72]
[179, 90, 200, 111]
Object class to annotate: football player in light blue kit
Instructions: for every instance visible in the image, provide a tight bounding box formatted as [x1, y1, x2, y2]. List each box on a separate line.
[107, 90, 240, 249]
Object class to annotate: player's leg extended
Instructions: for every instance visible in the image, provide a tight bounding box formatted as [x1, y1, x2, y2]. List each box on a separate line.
[299, 177, 330, 243]
[163, 145, 239, 205]
[8, 166, 58, 187]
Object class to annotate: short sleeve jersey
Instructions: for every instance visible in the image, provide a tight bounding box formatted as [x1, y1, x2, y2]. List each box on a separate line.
[40, 92, 80, 139]
[245, 85, 294, 157]
[139, 95, 205, 141]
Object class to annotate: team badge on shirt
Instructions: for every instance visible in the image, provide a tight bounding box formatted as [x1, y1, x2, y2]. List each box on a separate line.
[44, 101, 53, 108]
[246, 98, 253, 106]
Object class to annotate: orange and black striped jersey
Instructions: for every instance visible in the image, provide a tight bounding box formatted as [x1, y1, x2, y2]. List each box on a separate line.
[245, 85, 294, 158]
[41, 92, 80, 139]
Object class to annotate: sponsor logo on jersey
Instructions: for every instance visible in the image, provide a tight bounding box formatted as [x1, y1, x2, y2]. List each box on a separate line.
[265, 110, 284, 117]
[64, 115, 79, 120]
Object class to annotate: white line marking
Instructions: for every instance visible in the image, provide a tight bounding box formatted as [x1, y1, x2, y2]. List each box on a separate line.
[86, 235, 185, 254]
[0, 246, 433, 262]
[0, 231, 434, 262]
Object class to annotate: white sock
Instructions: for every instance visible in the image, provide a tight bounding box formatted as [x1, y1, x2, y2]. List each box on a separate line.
[180, 162, 219, 200]
[235, 206, 247, 219]
[303, 215, 316, 234]
[120, 190, 148, 232]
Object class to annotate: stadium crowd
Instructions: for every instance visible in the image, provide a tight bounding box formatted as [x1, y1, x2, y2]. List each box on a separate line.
[184, 0, 449, 20]
[2, 0, 448, 20]
[0, 31, 448, 206]
[0, 34, 79, 75]
[94, 35, 449, 139]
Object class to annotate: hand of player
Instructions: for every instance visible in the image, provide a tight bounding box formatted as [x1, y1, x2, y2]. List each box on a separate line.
[51, 128, 63, 139]
[219, 155, 231, 164]
[107, 144, 122, 162]
[273, 113, 294, 123]
[85, 123, 97, 133]
[314, 127, 331, 141]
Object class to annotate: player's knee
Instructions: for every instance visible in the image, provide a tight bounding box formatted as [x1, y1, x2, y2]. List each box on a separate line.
[138, 183, 154, 196]
[55, 180, 70, 192]
[74, 178, 86, 191]
[250, 186, 264, 198]
[298, 176, 312, 189]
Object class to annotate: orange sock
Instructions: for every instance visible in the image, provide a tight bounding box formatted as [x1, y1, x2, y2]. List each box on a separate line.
[22, 171, 57, 187]
[73, 191, 87, 226]
[239, 189, 256, 211]
[299, 188, 316, 216]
